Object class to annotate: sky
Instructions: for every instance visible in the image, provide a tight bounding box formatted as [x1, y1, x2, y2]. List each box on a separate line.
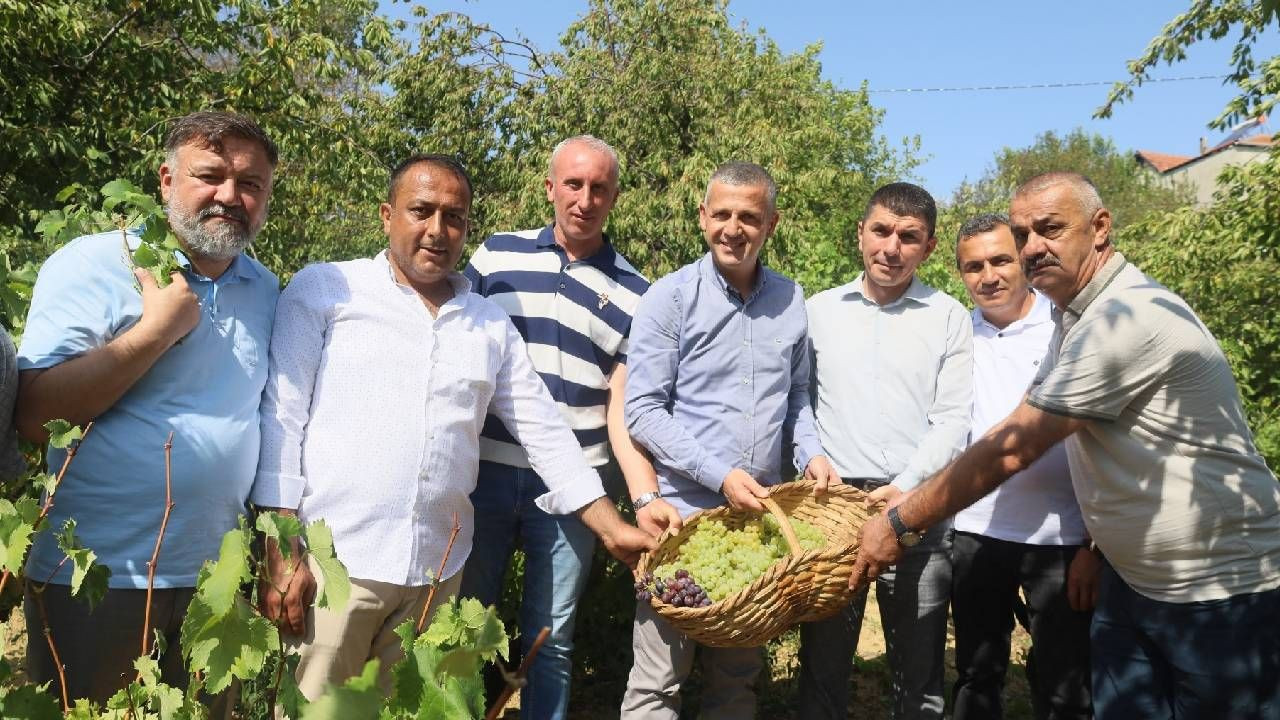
[381, 0, 1279, 200]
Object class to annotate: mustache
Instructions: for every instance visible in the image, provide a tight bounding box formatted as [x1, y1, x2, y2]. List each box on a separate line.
[1024, 253, 1062, 275]
[198, 203, 249, 225]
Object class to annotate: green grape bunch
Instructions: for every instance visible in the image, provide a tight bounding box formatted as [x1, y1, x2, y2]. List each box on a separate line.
[647, 515, 827, 604]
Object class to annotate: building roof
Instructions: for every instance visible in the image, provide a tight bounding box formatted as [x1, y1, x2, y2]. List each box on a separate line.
[1136, 133, 1273, 175]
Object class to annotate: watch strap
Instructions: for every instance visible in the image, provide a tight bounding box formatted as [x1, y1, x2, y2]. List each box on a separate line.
[632, 491, 662, 511]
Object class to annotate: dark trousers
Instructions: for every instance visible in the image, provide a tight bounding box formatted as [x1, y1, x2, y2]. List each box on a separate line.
[1091, 563, 1280, 720]
[950, 531, 1092, 720]
[24, 582, 231, 714]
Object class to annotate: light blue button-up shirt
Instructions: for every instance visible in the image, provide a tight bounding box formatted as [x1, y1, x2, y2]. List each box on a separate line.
[19, 230, 278, 588]
[806, 273, 972, 491]
[624, 254, 823, 519]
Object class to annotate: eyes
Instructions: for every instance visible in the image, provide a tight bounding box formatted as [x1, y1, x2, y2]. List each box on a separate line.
[562, 179, 612, 195]
[194, 172, 265, 192]
[408, 205, 468, 224]
[710, 209, 761, 225]
[867, 223, 924, 243]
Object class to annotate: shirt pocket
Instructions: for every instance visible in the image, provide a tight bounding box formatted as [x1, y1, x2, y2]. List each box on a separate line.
[432, 332, 498, 410]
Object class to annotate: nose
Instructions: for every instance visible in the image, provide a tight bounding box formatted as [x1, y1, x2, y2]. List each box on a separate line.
[980, 264, 999, 285]
[424, 210, 444, 237]
[213, 178, 240, 206]
[1020, 232, 1046, 261]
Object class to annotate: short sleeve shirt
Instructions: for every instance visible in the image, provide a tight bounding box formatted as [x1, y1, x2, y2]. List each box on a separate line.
[18, 231, 279, 588]
[1028, 252, 1280, 602]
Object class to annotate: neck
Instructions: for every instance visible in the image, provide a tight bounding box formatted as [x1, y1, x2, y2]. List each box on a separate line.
[981, 288, 1036, 329]
[1054, 244, 1116, 310]
[390, 263, 454, 317]
[553, 224, 604, 262]
[861, 275, 912, 306]
[719, 262, 759, 298]
[185, 250, 234, 280]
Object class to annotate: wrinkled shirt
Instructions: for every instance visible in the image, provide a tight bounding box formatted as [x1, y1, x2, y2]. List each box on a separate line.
[625, 254, 823, 518]
[252, 252, 605, 585]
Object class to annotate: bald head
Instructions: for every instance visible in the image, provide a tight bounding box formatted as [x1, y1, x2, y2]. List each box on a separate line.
[1014, 172, 1104, 221]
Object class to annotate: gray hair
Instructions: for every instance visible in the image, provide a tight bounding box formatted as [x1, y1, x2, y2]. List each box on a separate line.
[548, 135, 620, 179]
[164, 111, 278, 167]
[1014, 172, 1104, 219]
[704, 162, 778, 210]
[954, 213, 1010, 269]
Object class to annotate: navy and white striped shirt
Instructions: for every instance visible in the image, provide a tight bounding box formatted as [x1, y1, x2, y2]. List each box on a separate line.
[465, 225, 649, 468]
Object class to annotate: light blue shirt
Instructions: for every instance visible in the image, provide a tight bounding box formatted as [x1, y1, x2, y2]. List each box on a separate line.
[18, 230, 278, 588]
[807, 274, 973, 491]
[624, 254, 823, 519]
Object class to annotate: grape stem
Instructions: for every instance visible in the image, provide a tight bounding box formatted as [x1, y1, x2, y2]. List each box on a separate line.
[483, 626, 551, 720]
[140, 431, 176, 662]
[415, 511, 461, 634]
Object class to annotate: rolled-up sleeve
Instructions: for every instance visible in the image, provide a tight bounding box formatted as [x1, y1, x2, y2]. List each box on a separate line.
[624, 280, 732, 492]
[251, 267, 330, 509]
[891, 304, 974, 491]
[490, 318, 605, 515]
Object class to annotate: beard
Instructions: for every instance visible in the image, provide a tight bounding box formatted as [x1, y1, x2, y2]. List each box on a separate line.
[166, 197, 263, 261]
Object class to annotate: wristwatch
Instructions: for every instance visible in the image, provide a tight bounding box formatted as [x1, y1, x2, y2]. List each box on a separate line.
[632, 491, 662, 512]
[886, 506, 922, 548]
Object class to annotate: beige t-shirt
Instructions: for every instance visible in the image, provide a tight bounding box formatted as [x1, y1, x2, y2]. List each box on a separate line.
[1028, 252, 1280, 602]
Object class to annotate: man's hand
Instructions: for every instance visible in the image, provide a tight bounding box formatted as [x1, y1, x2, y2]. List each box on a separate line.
[599, 522, 658, 569]
[804, 455, 838, 496]
[1066, 545, 1101, 612]
[722, 468, 769, 512]
[134, 268, 201, 348]
[847, 513, 903, 590]
[636, 498, 684, 538]
[258, 537, 316, 636]
[865, 484, 904, 509]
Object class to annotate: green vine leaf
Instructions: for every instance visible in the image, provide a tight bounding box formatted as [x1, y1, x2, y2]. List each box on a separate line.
[300, 659, 384, 720]
[44, 419, 83, 449]
[53, 520, 110, 610]
[0, 683, 63, 720]
[303, 520, 350, 612]
[255, 511, 304, 565]
[0, 497, 42, 575]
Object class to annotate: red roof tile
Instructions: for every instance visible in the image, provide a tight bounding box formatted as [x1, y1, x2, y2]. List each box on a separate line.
[1135, 149, 1193, 173]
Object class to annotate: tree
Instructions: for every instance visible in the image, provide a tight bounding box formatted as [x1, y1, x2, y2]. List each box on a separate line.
[1097, 0, 1280, 131]
[395, 0, 917, 295]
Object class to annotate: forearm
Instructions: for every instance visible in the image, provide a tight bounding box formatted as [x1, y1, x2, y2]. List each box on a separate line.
[576, 495, 628, 538]
[607, 364, 659, 497]
[16, 322, 174, 441]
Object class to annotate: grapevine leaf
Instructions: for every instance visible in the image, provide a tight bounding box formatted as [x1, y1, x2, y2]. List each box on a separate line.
[33, 212, 66, 242]
[255, 512, 304, 564]
[32, 473, 57, 496]
[0, 683, 62, 720]
[132, 243, 161, 268]
[303, 521, 350, 612]
[100, 178, 141, 200]
[275, 653, 308, 720]
[300, 659, 384, 720]
[419, 599, 459, 647]
[44, 419, 82, 449]
[199, 528, 251, 616]
[181, 595, 278, 694]
[0, 497, 42, 574]
[53, 520, 110, 610]
[131, 657, 187, 720]
[54, 184, 83, 203]
[416, 675, 479, 720]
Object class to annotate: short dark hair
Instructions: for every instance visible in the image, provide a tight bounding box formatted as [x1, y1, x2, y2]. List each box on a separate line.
[164, 111, 278, 167]
[954, 213, 1010, 269]
[705, 162, 778, 211]
[864, 182, 936, 237]
[387, 154, 474, 206]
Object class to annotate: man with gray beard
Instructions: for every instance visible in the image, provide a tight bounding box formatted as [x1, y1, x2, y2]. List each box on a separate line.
[15, 111, 280, 705]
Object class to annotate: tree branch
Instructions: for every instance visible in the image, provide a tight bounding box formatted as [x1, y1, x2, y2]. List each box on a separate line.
[30, 584, 70, 712]
[483, 626, 551, 720]
[141, 431, 176, 659]
[415, 511, 461, 633]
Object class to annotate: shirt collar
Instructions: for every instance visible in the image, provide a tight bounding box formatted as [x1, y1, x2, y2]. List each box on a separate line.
[375, 249, 473, 300]
[173, 247, 259, 284]
[535, 223, 619, 270]
[842, 272, 929, 308]
[972, 288, 1053, 334]
[1065, 251, 1127, 321]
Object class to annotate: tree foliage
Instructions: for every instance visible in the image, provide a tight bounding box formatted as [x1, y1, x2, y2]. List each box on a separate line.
[1097, 0, 1280, 130]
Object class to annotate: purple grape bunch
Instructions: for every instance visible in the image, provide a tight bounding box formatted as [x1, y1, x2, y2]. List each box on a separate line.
[635, 568, 712, 608]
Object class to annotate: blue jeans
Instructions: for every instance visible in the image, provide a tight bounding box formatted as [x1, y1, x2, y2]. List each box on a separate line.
[1091, 562, 1280, 720]
[460, 461, 597, 720]
[798, 523, 954, 720]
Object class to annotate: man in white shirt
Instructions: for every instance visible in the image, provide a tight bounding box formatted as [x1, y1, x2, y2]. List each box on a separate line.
[950, 213, 1095, 720]
[251, 154, 654, 699]
[800, 182, 972, 720]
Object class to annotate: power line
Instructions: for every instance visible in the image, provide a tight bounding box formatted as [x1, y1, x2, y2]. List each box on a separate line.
[868, 74, 1231, 94]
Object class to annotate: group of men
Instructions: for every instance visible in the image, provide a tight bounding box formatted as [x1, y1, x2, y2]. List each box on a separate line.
[8, 109, 1278, 720]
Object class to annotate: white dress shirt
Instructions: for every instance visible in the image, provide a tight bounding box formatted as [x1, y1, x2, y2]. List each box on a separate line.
[252, 252, 606, 586]
[807, 274, 973, 491]
[954, 290, 1087, 545]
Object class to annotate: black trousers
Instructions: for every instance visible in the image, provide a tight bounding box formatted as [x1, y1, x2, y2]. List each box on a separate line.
[950, 531, 1093, 720]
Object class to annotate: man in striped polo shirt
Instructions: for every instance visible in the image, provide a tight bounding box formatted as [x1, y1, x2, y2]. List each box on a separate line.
[460, 135, 675, 720]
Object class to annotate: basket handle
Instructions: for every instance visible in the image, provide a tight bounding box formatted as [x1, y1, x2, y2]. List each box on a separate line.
[760, 497, 802, 557]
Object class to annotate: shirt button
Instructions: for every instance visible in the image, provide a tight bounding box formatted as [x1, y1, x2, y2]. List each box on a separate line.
[741, 377, 749, 384]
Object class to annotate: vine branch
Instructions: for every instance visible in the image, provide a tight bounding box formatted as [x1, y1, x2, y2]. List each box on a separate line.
[141, 431, 176, 660]
[415, 511, 461, 634]
[483, 626, 551, 720]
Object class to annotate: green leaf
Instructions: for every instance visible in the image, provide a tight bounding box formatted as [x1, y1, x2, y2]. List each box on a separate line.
[198, 528, 251, 616]
[53, 184, 83, 202]
[43, 419, 82, 449]
[300, 659, 384, 720]
[181, 595, 279, 694]
[0, 497, 42, 575]
[0, 683, 63, 720]
[303, 520, 350, 612]
[54, 519, 111, 610]
[132, 243, 161, 268]
[131, 657, 187, 720]
[255, 511, 304, 564]
[100, 178, 141, 200]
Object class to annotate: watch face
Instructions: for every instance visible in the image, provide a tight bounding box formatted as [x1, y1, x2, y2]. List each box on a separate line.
[899, 531, 922, 548]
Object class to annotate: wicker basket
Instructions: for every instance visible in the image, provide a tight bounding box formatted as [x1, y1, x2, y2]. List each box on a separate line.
[635, 479, 873, 647]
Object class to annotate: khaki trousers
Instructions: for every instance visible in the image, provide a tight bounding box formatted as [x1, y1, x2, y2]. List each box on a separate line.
[285, 559, 463, 701]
